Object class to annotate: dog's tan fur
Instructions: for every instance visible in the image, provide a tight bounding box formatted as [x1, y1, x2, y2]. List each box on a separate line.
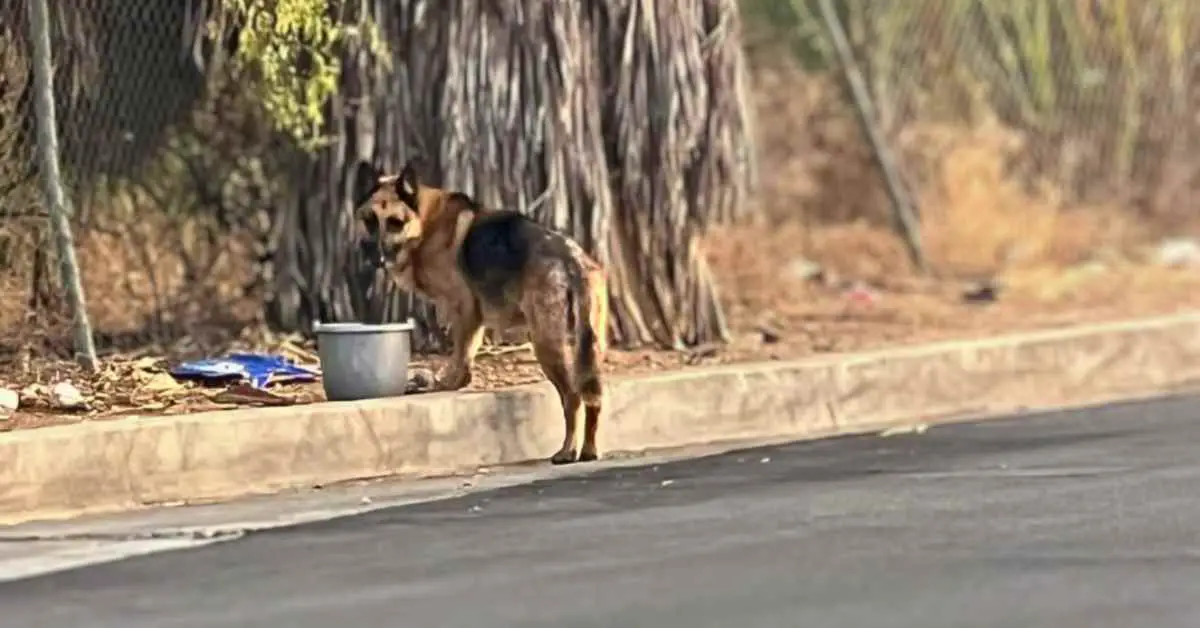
[354, 160, 609, 464]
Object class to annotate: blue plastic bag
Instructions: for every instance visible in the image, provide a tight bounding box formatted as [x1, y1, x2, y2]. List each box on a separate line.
[170, 352, 320, 389]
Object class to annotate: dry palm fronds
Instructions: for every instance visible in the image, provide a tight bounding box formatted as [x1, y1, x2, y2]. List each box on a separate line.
[265, 0, 756, 349]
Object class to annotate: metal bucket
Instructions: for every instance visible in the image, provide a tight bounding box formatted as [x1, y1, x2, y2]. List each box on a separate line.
[313, 320, 415, 401]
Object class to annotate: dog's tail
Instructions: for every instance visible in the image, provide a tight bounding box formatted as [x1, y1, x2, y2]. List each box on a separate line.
[565, 263, 604, 405]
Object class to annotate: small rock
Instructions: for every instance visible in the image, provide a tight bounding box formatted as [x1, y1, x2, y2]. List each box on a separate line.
[20, 383, 48, 405]
[879, 423, 930, 438]
[141, 371, 185, 393]
[360, 496, 373, 506]
[51, 381, 88, 411]
[961, 280, 1000, 305]
[756, 324, 782, 344]
[0, 387, 17, 414]
[786, 258, 825, 283]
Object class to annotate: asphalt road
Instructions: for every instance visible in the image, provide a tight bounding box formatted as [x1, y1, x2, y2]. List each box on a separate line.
[4, 394, 1200, 628]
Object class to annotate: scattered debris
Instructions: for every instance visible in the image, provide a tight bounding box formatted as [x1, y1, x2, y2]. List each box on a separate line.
[756, 324, 783, 344]
[1155, 238, 1200, 268]
[879, 423, 930, 437]
[844, 282, 879, 306]
[19, 383, 47, 406]
[962, 280, 1000, 305]
[169, 353, 320, 390]
[0, 388, 17, 414]
[140, 371, 186, 394]
[478, 342, 533, 357]
[684, 343, 722, 365]
[51, 381, 87, 411]
[786, 257, 825, 283]
[210, 383, 298, 407]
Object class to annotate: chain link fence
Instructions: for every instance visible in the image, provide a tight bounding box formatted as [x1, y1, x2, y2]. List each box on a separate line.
[20, 0, 96, 368]
[748, 0, 1200, 280]
[2, 0, 280, 362]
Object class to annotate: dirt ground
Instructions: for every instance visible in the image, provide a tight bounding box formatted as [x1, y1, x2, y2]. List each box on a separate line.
[3, 216, 1199, 432]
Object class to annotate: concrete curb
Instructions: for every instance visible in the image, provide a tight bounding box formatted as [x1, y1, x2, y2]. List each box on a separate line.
[3, 312, 1200, 524]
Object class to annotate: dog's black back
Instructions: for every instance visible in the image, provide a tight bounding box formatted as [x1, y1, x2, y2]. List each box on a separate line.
[457, 210, 577, 307]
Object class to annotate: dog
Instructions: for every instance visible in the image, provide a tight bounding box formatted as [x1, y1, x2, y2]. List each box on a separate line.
[353, 159, 609, 464]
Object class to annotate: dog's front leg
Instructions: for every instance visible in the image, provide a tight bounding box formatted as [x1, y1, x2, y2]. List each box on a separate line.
[438, 304, 485, 391]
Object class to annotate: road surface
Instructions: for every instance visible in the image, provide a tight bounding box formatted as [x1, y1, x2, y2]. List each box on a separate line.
[3, 394, 1200, 627]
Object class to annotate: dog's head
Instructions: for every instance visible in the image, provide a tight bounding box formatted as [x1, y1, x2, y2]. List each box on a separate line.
[353, 159, 426, 270]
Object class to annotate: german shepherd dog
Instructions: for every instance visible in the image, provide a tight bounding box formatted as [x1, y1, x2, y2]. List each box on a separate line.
[353, 160, 609, 464]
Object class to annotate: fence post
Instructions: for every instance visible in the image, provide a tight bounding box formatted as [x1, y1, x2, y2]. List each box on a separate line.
[814, 0, 928, 274]
[26, 0, 99, 371]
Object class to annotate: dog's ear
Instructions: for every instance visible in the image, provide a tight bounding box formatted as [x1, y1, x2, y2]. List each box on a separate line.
[352, 160, 383, 208]
[397, 160, 420, 205]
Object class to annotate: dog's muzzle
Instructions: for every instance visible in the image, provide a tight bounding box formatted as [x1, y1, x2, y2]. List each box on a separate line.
[358, 238, 388, 269]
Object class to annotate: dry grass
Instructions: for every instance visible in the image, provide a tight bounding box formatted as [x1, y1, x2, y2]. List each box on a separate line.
[896, 115, 1153, 278]
[746, 54, 894, 227]
[74, 217, 258, 342]
[740, 50, 1184, 277]
[0, 212, 260, 359]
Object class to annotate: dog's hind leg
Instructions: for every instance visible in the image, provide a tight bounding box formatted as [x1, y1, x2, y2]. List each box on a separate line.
[574, 268, 607, 463]
[535, 343, 581, 465]
[580, 399, 601, 463]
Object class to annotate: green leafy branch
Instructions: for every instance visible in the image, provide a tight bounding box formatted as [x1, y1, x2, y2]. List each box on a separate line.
[212, 0, 386, 151]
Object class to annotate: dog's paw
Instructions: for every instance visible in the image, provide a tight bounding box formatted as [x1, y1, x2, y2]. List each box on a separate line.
[435, 367, 472, 391]
[550, 448, 579, 465]
[406, 367, 437, 394]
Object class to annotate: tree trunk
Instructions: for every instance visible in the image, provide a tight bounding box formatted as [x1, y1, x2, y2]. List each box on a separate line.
[266, 0, 756, 350]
